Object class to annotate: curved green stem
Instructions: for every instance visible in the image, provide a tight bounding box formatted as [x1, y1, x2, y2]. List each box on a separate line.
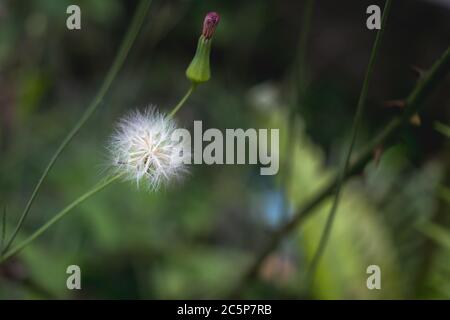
[2, 0, 152, 255]
[0, 174, 123, 264]
[168, 84, 197, 118]
[306, 0, 393, 285]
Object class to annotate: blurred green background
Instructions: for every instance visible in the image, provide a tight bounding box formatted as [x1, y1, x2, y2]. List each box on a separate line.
[0, 0, 449, 299]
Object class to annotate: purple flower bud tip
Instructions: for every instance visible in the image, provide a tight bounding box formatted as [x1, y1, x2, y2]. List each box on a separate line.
[202, 12, 220, 39]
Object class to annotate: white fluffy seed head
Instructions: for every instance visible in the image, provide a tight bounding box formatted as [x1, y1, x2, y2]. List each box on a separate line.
[109, 107, 190, 190]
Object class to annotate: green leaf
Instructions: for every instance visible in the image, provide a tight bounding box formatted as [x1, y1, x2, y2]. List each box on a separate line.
[417, 223, 450, 250]
[434, 122, 450, 139]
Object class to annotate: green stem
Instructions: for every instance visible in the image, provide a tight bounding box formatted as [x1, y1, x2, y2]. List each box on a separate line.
[2, 0, 152, 255]
[0, 174, 123, 264]
[294, 0, 315, 105]
[306, 0, 392, 284]
[168, 84, 197, 118]
[281, 0, 315, 192]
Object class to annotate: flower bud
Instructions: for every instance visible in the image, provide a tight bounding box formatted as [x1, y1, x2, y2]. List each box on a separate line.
[202, 12, 220, 40]
[186, 12, 220, 84]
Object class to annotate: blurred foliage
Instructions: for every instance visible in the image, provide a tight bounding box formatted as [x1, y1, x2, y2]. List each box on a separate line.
[0, 0, 449, 299]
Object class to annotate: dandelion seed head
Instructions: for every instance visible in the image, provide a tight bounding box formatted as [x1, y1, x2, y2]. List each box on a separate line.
[109, 107, 190, 190]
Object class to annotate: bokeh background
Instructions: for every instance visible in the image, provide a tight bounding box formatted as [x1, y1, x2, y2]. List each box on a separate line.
[0, 0, 449, 299]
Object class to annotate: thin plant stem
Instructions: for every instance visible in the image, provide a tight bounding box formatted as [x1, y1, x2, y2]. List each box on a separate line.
[2, 0, 153, 255]
[168, 84, 197, 118]
[228, 45, 450, 298]
[281, 0, 316, 201]
[0, 174, 124, 264]
[306, 0, 393, 285]
[293, 0, 315, 105]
